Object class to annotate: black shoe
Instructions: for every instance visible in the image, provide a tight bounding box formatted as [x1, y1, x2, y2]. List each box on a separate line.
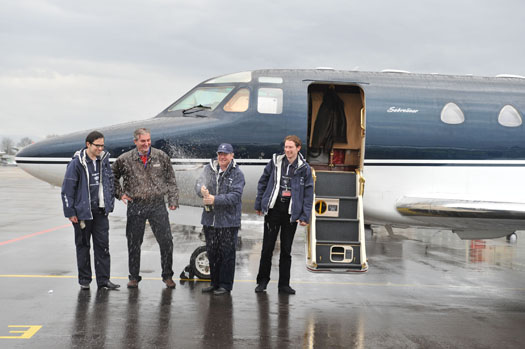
[127, 280, 139, 288]
[278, 286, 296, 294]
[255, 282, 268, 293]
[202, 286, 216, 293]
[80, 284, 90, 290]
[213, 287, 230, 295]
[98, 281, 121, 290]
[163, 278, 176, 289]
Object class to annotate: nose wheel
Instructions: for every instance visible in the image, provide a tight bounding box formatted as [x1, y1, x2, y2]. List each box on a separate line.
[180, 245, 210, 280]
[506, 232, 517, 243]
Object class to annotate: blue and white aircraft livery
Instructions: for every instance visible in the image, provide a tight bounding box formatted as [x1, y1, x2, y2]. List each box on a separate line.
[16, 69, 525, 241]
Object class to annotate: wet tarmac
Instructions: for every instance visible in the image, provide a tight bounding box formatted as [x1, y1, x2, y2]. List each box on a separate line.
[1, 166, 525, 348]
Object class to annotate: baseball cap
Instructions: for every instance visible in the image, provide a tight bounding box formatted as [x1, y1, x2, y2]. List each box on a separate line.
[217, 143, 234, 154]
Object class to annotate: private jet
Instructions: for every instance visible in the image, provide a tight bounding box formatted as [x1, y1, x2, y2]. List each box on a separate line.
[16, 68, 525, 272]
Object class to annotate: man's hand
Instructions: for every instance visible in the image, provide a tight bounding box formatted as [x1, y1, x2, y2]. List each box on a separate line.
[169, 206, 177, 210]
[121, 194, 132, 204]
[200, 186, 209, 198]
[203, 194, 215, 205]
[297, 220, 308, 226]
[255, 210, 263, 216]
[69, 216, 78, 224]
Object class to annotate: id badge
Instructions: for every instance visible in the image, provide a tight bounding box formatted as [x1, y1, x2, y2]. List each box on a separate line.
[282, 190, 291, 197]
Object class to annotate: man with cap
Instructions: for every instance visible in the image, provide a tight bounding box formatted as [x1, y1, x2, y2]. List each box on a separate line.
[195, 143, 245, 295]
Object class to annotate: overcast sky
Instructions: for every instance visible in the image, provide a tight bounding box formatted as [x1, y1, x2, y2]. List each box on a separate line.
[1, 0, 524, 141]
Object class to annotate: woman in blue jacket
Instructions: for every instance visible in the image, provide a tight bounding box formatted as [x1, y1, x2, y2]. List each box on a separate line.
[254, 135, 314, 295]
[61, 131, 119, 290]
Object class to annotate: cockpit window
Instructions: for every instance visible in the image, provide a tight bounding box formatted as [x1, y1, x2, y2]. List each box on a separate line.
[167, 87, 234, 112]
[258, 76, 283, 84]
[223, 88, 250, 112]
[257, 88, 283, 114]
[498, 105, 522, 127]
[440, 102, 465, 124]
[205, 71, 252, 84]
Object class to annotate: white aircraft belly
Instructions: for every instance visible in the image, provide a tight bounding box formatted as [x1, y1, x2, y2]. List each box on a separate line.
[173, 162, 264, 210]
[18, 158, 525, 235]
[17, 161, 67, 187]
[363, 163, 525, 232]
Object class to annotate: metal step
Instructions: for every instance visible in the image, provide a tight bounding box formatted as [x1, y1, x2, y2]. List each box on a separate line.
[315, 263, 365, 270]
[315, 171, 356, 197]
[316, 239, 360, 244]
[315, 218, 359, 241]
[316, 242, 362, 267]
[315, 197, 358, 219]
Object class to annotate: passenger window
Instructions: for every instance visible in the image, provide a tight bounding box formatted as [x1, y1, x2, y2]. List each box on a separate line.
[257, 88, 283, 114]
[440, 102, 465, 124]
[498, 105, 522, 127]
[223, 88, 250, 112]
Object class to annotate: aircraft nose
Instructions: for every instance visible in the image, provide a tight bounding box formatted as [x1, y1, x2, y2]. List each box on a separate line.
[15, 136, 80, 187]
[16, 142, 40, 158]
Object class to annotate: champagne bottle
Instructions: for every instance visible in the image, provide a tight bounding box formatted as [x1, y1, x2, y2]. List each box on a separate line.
[201, 186, 213, 212]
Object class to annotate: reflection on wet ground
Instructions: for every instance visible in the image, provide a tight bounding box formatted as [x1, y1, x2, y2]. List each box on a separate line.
[2, 166, 525, 348]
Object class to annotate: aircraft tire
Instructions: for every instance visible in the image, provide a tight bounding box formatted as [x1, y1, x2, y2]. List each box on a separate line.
[190, 245, 211, 280]
[506, 232, 518, 243]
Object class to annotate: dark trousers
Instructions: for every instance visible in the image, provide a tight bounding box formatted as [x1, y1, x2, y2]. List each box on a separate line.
[73, 209, 111, 286]
[126, 200, 174, 281]
[256, 209, 298, 287]
[203, 226, 238, 291]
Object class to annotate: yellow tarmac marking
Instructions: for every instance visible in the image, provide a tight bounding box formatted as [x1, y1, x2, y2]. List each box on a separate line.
[1, 274, 525, 291]
[0, 325, 42, 339]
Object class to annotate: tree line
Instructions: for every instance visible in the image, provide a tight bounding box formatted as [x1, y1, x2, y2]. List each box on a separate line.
[1, 137, 33, 155]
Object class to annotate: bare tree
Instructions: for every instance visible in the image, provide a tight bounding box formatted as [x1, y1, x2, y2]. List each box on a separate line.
[17, 137, 34, 147]
[1, 137, 15, 155]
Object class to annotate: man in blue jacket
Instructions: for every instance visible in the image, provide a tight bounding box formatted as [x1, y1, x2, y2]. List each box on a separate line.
[61, 131, 120, 290]
[254, 135, 314, 294]
[195, 143, 245, 295]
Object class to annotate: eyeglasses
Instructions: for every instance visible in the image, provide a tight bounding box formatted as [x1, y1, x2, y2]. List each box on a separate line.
[91, 143, 105, 149]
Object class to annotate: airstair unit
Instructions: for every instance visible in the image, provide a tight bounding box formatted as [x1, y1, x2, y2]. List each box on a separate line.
[306, 169, 368, 272]
[306, 83, 367, 272]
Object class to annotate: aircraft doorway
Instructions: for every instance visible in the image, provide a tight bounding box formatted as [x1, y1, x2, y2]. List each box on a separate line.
[306, 83, 368, 272]
[307, 83, 365, 171]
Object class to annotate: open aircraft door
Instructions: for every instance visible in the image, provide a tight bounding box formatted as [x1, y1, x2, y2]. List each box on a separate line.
[306, 84, 368, 272]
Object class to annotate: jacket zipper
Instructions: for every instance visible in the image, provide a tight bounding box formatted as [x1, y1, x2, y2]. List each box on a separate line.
[213, 169, 219, 227]
[80, 150, 93, 220]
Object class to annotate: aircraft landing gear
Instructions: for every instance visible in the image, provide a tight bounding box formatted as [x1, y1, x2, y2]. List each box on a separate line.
[365, 224, 373, 236]
[385, 224, 395, 236]
[179, 233, 241, 280]
[180, 245, 211, 280]
[506, 232, 518, 243]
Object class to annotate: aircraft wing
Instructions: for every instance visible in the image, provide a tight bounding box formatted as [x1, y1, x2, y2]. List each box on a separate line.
[396, 197, 525, 239]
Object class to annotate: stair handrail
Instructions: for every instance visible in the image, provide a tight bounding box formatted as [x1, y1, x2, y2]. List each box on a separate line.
[306, 167, 317, 267]
[355, 169, 368, 271]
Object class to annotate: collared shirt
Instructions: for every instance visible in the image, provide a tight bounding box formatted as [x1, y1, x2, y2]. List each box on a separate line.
[139, 148, 151, 168]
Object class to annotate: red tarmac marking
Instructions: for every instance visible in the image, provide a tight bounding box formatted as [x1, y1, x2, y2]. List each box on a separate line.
[0, 223, 71, 246]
